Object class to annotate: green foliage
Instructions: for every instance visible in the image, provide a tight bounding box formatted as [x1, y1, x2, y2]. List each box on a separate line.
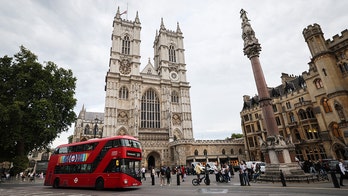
[231, 133, 243, 139]
[11, 156, 29, 175]
[0, 46, 77, 161]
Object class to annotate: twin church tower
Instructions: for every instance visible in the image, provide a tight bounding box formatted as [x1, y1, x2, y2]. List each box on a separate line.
[73, 7, 246, 168]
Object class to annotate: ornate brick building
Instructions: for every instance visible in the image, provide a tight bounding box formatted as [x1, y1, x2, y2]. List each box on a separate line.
[241, 24, 348, 162]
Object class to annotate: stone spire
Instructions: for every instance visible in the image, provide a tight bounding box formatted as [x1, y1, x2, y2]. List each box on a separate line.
[240, 9, 261, 59]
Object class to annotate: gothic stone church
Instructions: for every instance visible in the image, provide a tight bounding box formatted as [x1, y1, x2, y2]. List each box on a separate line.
[72, 8, 245, 169]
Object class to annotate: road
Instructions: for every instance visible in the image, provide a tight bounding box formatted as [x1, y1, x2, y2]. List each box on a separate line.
[1, 174, 347, 196]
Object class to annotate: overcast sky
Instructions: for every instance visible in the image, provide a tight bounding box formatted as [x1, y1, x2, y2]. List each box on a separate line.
[1, 0, 347, 148]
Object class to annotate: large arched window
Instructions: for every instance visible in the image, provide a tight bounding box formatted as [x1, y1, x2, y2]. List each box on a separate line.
[140, 89, 160, 128]
[194, 149, 198, 156]
[119, 86, 128, 99]
[168, 45, 176, 62]
[322, 98, 332, 113]
[122, 35, 130, 55]
[298, 109, 307, 120]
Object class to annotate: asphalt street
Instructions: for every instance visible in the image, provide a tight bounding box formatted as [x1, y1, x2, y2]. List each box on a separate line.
[0, 173, 347, 196]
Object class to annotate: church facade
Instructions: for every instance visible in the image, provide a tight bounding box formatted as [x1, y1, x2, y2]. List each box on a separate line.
[72, 8, 246, 169]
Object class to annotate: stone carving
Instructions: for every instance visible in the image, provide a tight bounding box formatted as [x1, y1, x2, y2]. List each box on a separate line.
[240, 9, 261, 58]
[117, 111, 128, 125]
[172, 114, 181, 125]
[258, 136, 267, 147]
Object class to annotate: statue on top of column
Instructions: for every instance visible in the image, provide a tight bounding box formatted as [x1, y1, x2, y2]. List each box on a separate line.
[240, 9, 261, 58]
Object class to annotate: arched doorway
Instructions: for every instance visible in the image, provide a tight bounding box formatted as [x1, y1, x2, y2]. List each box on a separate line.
[147, 151, 161, 170]
[148, 156, 155, 169]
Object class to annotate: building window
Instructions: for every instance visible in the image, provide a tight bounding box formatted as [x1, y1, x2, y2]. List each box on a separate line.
[298, 109, 307, 120]
[314, 79, 324, 89]
[119, 86, 128, 99]
[230, 149, 234, 155]
[41, 152, 49, 161]
[238, 149, 243, 155]
[295, 148, 304, 161]
[272, 105, 278, 112]
[248, 137, 254, 147]
[140, 88, 160, 128]
[222, 149, 226, 155]
[286, 102, 291, 109]
[122, 35, 130, 55]
[305, 125, 319, 140]
[334, 102, 346, 121]
[171, 90, 179, 103]
[306, 107, 315, 118]
[294, 129, 301, 142]
[331, 123, 342, 138]
[204, 149, 207, 156]
[243, 115, 249, 122]
[169, 45, 176, 62]
[322, 98, 332, 113]
[275, 117, 281, 126]
[194, 149, 198, 156]
[289, 112, 296, 123]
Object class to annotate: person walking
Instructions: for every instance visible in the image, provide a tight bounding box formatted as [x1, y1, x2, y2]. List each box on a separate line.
[338, 159, 347, 186]
[166, 166, 171, 186]
[141, 166, 146, 181]
[160, 166, 166, 186]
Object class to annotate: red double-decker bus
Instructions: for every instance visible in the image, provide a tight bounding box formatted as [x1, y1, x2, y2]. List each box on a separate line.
[44, 135, 142, 189]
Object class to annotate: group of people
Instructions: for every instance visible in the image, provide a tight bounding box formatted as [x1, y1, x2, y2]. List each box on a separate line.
[238, 161, 262, 185]
[145, 165, 187, 186]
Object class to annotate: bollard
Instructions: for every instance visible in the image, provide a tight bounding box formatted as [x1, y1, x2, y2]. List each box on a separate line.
[205, 172, 210, 185]
[330, 171, 340, 188]
[280, 170, 286, 187]
[177, 173, 180, 185]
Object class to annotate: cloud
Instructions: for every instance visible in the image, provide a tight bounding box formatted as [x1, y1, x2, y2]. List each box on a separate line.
[1, 0, 347, 147]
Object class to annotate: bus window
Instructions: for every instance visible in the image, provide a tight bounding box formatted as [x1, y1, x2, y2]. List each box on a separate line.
[59, 147, 68, 154]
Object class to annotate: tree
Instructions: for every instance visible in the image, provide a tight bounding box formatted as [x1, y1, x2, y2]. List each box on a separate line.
[231, 133, 243, 139]
[0, 46, 77, 172]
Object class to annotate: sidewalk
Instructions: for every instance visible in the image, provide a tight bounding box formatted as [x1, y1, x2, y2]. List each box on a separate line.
[140, 173, 348, 190]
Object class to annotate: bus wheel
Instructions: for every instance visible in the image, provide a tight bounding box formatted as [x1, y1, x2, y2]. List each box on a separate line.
[95, 178, 104, 190]
[53, 178, 59, 188]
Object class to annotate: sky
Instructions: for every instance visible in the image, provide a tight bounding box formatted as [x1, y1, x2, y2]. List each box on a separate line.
[1, 0, 347, 148]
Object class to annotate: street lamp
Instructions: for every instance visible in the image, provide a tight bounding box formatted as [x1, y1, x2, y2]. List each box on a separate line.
[94, 117, 99, 138]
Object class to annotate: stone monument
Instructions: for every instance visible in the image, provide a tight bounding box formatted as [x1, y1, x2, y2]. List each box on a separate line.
[240, 9, 304, 177]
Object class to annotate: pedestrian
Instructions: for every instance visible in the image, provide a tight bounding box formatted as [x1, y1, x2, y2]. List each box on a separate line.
[141, 166, 146, 181]
[181, 165, 186, 182]
[150, 166, 155, 185]
[166, 166, 171, 185]
[338, 159, 347, 186]
[160, 166, 166, 186]
[242, 161, 250, 186]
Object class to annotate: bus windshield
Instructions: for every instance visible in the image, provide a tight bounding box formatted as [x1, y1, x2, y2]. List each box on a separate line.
[104, 159, 141, 179]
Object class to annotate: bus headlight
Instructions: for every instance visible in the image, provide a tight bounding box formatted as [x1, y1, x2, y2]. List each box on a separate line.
[123, 179, 128, 184]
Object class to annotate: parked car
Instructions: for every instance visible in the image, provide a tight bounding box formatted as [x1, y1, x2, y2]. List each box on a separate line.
[205, 162, 217, 174]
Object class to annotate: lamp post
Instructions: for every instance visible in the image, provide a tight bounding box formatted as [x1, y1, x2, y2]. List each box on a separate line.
[94, 117, 99, 138]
